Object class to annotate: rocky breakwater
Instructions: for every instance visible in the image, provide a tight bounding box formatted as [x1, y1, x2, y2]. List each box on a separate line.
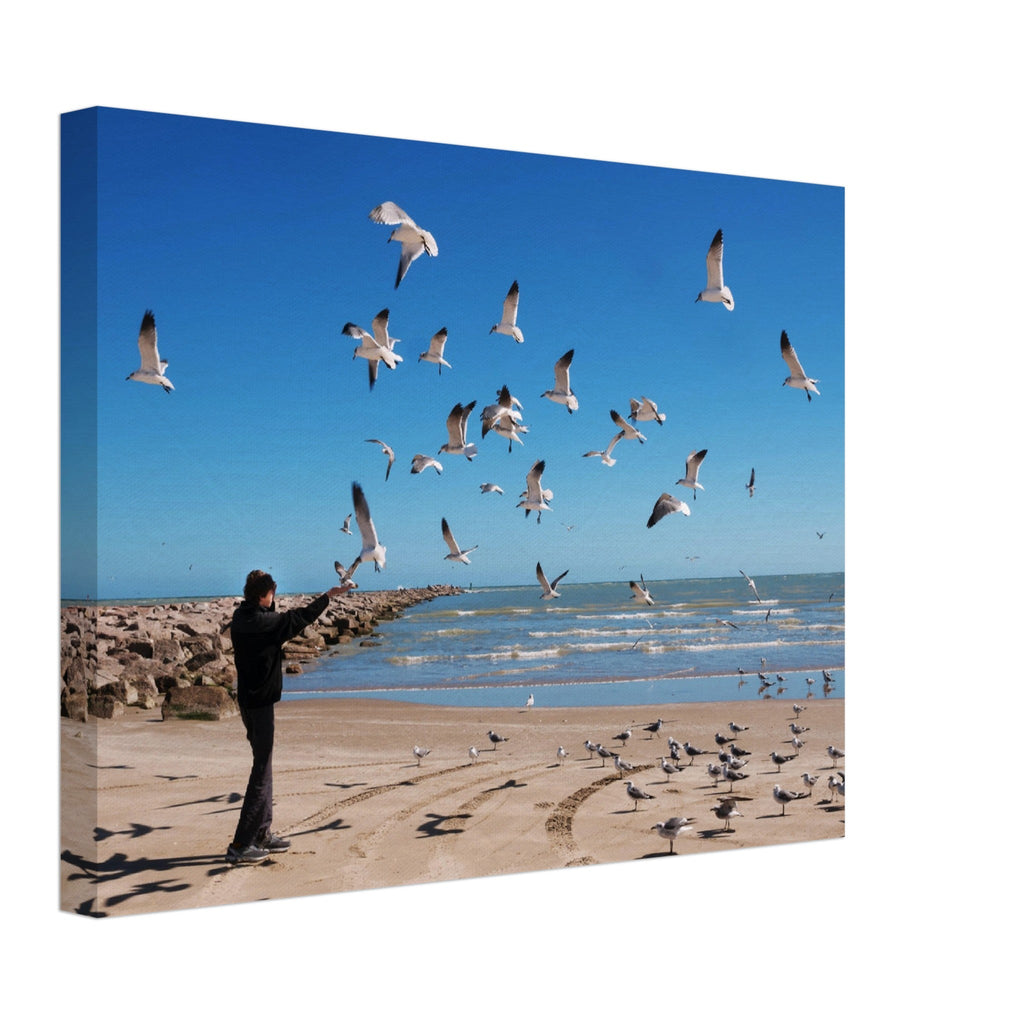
[59, 585, 463, 722]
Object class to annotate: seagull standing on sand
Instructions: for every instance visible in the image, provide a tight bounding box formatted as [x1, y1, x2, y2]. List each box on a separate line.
[613, 728, 632, 746]
[583, 431, 624, 467]
[646, 493, 691, 529]
[537, 562, 569, 600]
[660, 757, 684, 781]
[595, 744, 615, 766]
[368, 201, 438, 289]
[525, 693, 534, 710]
[629, 576, 655, 606]
[828, 773, 845, 803]
[488, 730, 509, 750]
[410, 454, 444, 475]
[626, 780, 656, 811]
[676, 449, 708, 498]
[490, 280, 524, 343]
[801, 772, 819, 794]
[711, 798, 742, 832]
[643, 718, 664, 740]
[739, 569, 762, 602]
[792, 703, 807, 717]
[126, 310, 174, 392]
[610, 409, 646, 443]
[345, 481, 386, 576]
[827, 745, 845, 768]
[772, 784, 810, 815]
[651, 816, 692, 852]
[557, 746, 568, 764]
[541, 349, 579, 413]
[417, 327, 451, 374]
[769, 751, 798, 772]
[681, 741, 708, 765]
[342, 308, 403, 390]
[614, 755, 635, 776]
[441, 517, 478, 564]
[629, 396, 666, 426]
[695, 228, 735, 310]
[365, 439, 395, 481]
[413, 745, 430, 767]
[790, 722, 811, 736]
[728, 721, 749, 735]
[780, 330, 820, 401]
[438, 401, 479, 461]
[517, 459, 553, 522]
[469, 746, 480, 763]
[584, 739, 599, 759]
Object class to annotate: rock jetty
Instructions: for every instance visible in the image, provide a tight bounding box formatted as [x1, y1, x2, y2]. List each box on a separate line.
[59, 585, 463, 722]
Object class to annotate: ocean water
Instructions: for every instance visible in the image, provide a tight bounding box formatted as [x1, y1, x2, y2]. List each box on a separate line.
[287, 572, 844, 708]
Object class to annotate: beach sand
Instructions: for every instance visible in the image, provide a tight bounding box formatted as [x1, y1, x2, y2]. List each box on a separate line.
[61, 695, 844, 918]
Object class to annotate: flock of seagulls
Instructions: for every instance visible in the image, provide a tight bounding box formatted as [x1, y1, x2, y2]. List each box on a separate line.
[125, 210, 827, 600]
[404, 700, 841, 855]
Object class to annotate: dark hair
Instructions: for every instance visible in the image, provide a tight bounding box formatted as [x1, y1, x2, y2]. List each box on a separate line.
[243, 570, 277, 602]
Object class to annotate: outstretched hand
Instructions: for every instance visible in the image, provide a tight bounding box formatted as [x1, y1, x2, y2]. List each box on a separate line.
[327, 583, 356, 598]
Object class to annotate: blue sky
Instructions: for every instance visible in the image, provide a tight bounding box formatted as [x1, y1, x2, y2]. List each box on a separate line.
[62, 106, 843, 599]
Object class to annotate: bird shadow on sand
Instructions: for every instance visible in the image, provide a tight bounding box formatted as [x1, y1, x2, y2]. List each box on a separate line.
[161, 791, 242, 810]
[324, 780, 368, 790]
[417, 812, 472, 838]
[61, 846, 233, 916]
[286, 817, 350, 839]
[94, 822, 172, 842]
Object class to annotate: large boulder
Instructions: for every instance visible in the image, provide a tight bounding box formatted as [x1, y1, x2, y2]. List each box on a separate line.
[161, 684, 238, 721]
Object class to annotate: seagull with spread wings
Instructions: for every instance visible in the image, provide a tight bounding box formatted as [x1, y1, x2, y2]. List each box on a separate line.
[368, 201, 438, 289]
[536, 561, 569, 600]
[342, 308, 402, 390]
[780, 330, 820, 401]
[541, 348, 579, 413]
[126, 310, 174, 393]
[441, 517, 478, 564]
[694, 228, 734, 310]
[489, 280, 524, 343]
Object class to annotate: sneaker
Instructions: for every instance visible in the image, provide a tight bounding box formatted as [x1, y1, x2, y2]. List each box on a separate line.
[258, 832, 291, 852]
[226, 843, 271, 864]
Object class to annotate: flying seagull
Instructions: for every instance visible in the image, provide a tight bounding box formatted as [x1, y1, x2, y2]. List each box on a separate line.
[365, 438, 395, 481]
[517, 459, 553, 522]
[582, 431, 624, 467]
[536, 561, 569, 600]
[438, 401, 479, 461]
[368, 201, 438, 289]
[629, 575, 654, 606]
[489, 280, 524, 343]
[746, 468, 756, 497]
[780, 330, 820, 401]
[628, 396, 665, 425]
[651, 816, 692, 853]
[342, 308, 402, 390]
[126, 310, 174, 392]
[410, 454, 443, 475]
[340, 514, 352, 535]
[345, 481, 386, 576]
[417, 327, 451, 374]
[610, 409, 645, 443]
[481, 385, 528, 451]
[441, 517, 478, 564]
[480, 482, 504, 495]
[676, 448, 708, 498]
[695, 228, 734, 310]
[541, 349, 579, 413]
[333, 560, 357, 588]
[739, 569, 762, 602]
[647, 493, 691, 528]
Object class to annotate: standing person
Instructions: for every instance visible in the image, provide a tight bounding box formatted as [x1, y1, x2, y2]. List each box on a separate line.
[226, 570, 353, 864]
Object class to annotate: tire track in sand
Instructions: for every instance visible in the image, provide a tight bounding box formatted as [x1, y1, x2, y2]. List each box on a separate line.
[545, 763, 654, 866]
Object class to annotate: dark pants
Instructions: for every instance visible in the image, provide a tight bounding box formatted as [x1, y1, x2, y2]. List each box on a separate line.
[232, 702, 275, 848]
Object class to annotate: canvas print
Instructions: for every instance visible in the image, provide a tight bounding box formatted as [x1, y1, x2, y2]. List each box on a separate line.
[60, 107, 844, 917]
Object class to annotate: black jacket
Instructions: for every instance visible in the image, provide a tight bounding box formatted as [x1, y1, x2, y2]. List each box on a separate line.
[230, 593, 330, 709]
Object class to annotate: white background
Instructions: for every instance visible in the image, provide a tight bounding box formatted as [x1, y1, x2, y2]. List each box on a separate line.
[5, 3, 1017, 1020]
